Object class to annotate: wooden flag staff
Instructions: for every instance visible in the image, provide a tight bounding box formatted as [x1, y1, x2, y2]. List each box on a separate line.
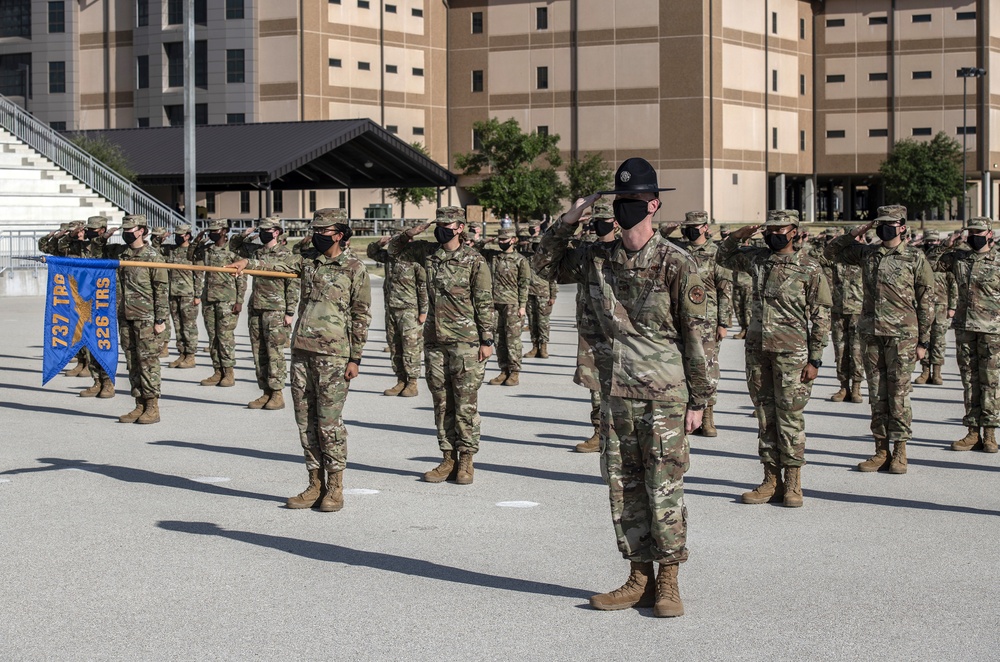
[18, 256, 297, 279]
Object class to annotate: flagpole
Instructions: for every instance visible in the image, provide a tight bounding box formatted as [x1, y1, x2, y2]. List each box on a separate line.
[16, 257, 297, 279]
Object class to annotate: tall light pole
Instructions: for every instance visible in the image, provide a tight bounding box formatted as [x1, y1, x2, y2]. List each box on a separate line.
[183, 0, 196, 228]
[959, 66, 986, 220]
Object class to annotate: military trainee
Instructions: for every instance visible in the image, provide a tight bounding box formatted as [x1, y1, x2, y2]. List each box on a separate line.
[480, 227, 530, 387]
[915, 231, 957, 387]
[534, 157, 713, 618]
[39, 222, 92, 379]
[77, 216, 118, 398]
[161, 222, 203, 370]
[717, 211, 831, 507]
[230, 209, 371, 512]
[828, 233, 866, 404]
[367, 233, 428, 397]
[520, 219, 558, 359]
[825, 205, 934, 474]
[932, 217, 1000, 453]
[149, 225, 172, 358]
[388, 207, 495, 485]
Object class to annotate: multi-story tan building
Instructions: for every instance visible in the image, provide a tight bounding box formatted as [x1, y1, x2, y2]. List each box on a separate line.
[1, 0, 996, 222]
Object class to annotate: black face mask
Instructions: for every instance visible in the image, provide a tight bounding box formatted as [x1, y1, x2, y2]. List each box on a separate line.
[612, 199, 650, 230]
[764, 232, 790, 251]
[499, 240, 515, 250]
[122, 230, 140, 244]
[876, 224, 899, 242]
[434, 226, 456, 244]
[682, 226, 703, 242]
[968, 234, 990, 251]
[312, 233, 335, 254]
[259, 230, 276, 245]
[174, 234, 188, 245]
[85, 229, 100, 240]
[592, 219, 616, 237]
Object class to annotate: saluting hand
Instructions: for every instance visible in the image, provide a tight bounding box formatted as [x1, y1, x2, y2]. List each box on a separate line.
[408, 222, 432, 237]
[851, 221, 875, 238]
[731, 224, 760, 241]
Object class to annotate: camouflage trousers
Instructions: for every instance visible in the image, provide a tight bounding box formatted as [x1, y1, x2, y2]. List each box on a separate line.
[745, 348, 813, 467]
[703, 327, 721, 407]
[119, 318, 165, 399]
[290, 350, 350, 473]
[203, 301, 239, 369]
[590, 389, 601, 428]
[386, 306, 422, 383]
[425, 342, 485, 453]
[600, 397, 689, 565]
[526, 295, 553, 345]
[733, 284, 752, 329]
[955, 330, 1000, 428]
[921, 302, 949, 368]
[169, 296, 200, 356]
[494, 303, 523, 373]
[831, 312, 864, 384]
[248, 309, 289, 391]
[861, 334, 916, 443]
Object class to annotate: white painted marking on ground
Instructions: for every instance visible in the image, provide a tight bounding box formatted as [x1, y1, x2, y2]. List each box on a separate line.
[496, 501, 539, 508]
[344, 488, 380, 495]
[0, 478, 10, 483]
[60, 468, 88, 472]
[192, 476, 231, 483]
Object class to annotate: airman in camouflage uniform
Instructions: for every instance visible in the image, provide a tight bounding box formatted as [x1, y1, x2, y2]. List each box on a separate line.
[389, 207, 495, 485]
[367, 233, 428, 397]
[829, 238, 865, 404]
[191, 218, 246, 388]
[232, 218, 300, 410]
[520, 219, 558, 359]
[932, 217, 1000, 452]
[717, 211, 831, 507]
[44, 222, 95, 380]
[104, 215, 170, 425]
[914, 230, 957, 387]
[160, 222, 203, 370]
[534, 158, 713, 618]
[76, 216, 119, 398]
[825, 205, 935, 474]
[149, 225, 172, 357]
[232, 208, 371, 512]
[481, 227, 530, 386]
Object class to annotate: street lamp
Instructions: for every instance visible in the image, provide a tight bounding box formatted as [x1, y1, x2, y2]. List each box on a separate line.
[959, 66, 987, 220]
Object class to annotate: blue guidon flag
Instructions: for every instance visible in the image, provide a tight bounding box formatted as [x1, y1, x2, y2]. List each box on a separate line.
[42, 256, 119, 385]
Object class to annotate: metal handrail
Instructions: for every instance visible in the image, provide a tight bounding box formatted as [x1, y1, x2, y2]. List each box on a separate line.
[0, 93, 185, 229]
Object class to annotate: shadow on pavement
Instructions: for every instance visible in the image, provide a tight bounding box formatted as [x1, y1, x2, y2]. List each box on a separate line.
[0, 400, 117, 420]
[411, 457, 603, 485]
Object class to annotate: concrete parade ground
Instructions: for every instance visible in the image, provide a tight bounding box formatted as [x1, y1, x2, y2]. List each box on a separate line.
[1, 282, 999, 661]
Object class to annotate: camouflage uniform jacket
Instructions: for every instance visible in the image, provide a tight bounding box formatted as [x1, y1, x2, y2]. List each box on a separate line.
[826, 235, 934, 343]
[113, 243, 170, 322]
[534, 222, 712, 405]
[933, 246, 1000, 333]
[924, 244, 958, 311]
[366, 242, 428, 313]
[388, 236, 495, 345]
[671, 239, 733, 330]
[717, 237, 832, 362]
[246, 248, 371, 361]
[482, 248, 530, 307]
[521, 238, 558, 299]
[161, 243, 205, 298]
[832, 262, 863, 315]
[231, 237, 300, 314]
[572, 237, 614, 392]
[191, 241, 246, 304]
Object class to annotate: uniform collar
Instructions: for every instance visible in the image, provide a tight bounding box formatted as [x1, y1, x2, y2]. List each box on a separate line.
[609, 232, 662, 269]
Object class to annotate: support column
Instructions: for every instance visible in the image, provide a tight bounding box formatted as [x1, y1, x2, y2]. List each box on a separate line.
[982, 172, 992, 219]
[804, 177, 816, 223]
[772, 173, 786, 211]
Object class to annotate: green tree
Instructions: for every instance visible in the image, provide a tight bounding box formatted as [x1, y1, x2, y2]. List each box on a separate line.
[454, 118, 568, 221]
[386, 142, 438, 218]
[566, 153, 613, 202]
[71, 134, 138, 182]
[879, 131, 964, 219]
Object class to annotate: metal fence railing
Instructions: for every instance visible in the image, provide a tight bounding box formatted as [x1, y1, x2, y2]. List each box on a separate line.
[0, 229, 46, 277]
[0, 93, 185, 230]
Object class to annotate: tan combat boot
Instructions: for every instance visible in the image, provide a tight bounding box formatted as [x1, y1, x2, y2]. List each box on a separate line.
[538, 343, 549, 359]
[455, 452, 474, 485]
[858, 438, 892, 472]
[97, 377, 116, 399]
[488, 372, 508, 386]
[889, 441, 907, 474]
[383, 380, 406, 396]
[136, 398, 160, 424]
[264, 389, 285, 410]
[168, 355, 184, 368]
[317, 471, 344, 512]
[200, 368, 222, 386]
[286, 468, 324, 509]
[951, 427, 981, 451]
[930, 365, 943, 385]
[653, 563, 684, 618]
[65, 357, 86, 377]
[850, 381, 863, 403]
[79, 379, 101, 398]
[178, 354, 196, 369]
[159, 342, 169, 358]
[733, 329, 747, 340]
[503, 372, 519, 387]
[589, 562, 656, 611]
[118, 398, 145, 424]
[913, 365, 930, 384]
[830, 382, 848, 402]
[423, 451, 456, 483]
[741, 464, 784, 504]
[523, 345, 538, 358]
[247, 390, 271, 409]
[783, 466, 803, 507]
[982, 428, 998, 453]
[700, 406, 717, 437]
[218, 367, 235, 387]
[575, 429, 600, 453]
[399, 381, 419, 397]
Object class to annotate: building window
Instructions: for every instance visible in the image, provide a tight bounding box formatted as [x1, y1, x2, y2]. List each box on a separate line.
[957, 11, 976, 21]
[869, 129, 888, 137]
[537, 7, 548, 30]
[537, 66, 548, 90]
[48, 1, 65, 33]
[330, 0, 340, 4]
[226, 113, 245, 124]
[869, 72, 888, 81]
[385, 4, 396, 13]
[412, 7, 423, 17]
[0, 53, 32, 98]
[413, 126, 424, 136]
[799, 17, 805, 39]
[771, 11, 777, 34]
[799, 74, 805, 95]
[771, 69, 778, 92]
[912, 127, 932, 136]
[826, 18, 845, 28]
[1, 0, 32, 38]
[226, 0, 244, 20]
[386, 64, 397, 74]
[912, 14, 931, 23]
[471, 11, 483, 34]
[137, 0, 149, 27]
[309, 191, 317, 213]
[358, 0, 370, 8]
[165, 42, 183, 87]
[196, 40, 207, 87]
[412, 67, 423, 76]
[50, 121, 66, 131]
[227, 49, 245, 83]
[168, 0, 206, 25]
[273, 190, 283, 213]
[206, 191, 216, 213]
[957, 126, 977, 135]
[329, 58, 342, 68]
[912, 71, 932, 80]
[48, 61, 65, 93]
[339, 191, 346, 208]
[772, 127, 778, 149]
[826, 74, 845, 83]
[799, 130, 806, 151]
[358, 61, 370, 71]
[473, 129, 483, 151]
[241, 191, 251, 214]
[165, 104, 184, 126]
[537, 125, 548, 137]
[869, 16, 888, 25]
[472, 69, 483, 92]
[386, 125, 398, 134]
[137, 117, 150, 127]
[195, 103, 208, 125]
[826, 130, 846, 138]
[137, 55, 149, 89]
[732, 173, 738, 185]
